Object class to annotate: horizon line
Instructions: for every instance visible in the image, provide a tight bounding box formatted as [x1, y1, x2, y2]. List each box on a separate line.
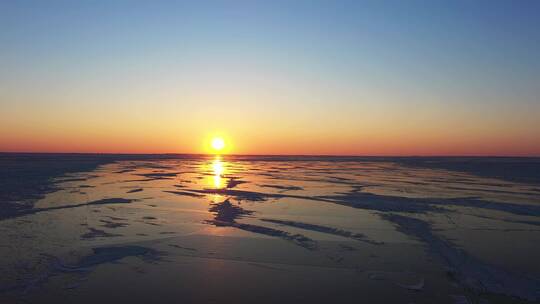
[1, 151, 539, 158]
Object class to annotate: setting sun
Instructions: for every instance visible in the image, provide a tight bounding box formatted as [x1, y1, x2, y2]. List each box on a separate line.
[211, 137, 225, 152]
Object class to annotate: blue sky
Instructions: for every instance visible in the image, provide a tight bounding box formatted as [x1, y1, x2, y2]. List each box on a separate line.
[1, 0, 539, 155]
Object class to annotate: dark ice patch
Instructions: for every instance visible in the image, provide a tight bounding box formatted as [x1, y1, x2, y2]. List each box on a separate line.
[99, 218, 129, 229]
[168, 244, 197, 251]
[208, 198, 254, 223]
[226, 178, 248, 189]
[205, 199, 316, 250]
[135, 172, 179, 179]
[81, 228, 122, 239]
[261, 218, 383, 245]
[163, 190, 206, 198]
[127, 188, 143, 193]
[52, 245, 162, 272]
[5, 198, 135, 219]
[259, 184, 304, 191]
[190, 189, 273, 201]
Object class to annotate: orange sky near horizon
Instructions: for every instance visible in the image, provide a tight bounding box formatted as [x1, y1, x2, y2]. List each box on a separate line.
[2, 83, 539, 156]
[1, 112, 539, 156]
[2, 136, 539, 156]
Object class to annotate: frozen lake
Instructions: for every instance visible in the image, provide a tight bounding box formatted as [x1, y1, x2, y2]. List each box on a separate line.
[1, 154, 539, 303]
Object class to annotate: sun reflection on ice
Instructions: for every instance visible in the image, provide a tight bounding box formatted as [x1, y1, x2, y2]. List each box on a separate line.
[211, 157, 224, 189]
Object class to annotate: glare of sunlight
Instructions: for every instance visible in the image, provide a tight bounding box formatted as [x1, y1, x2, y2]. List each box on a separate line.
[212, 157, 224, 188]
[211, 137, 225, 152]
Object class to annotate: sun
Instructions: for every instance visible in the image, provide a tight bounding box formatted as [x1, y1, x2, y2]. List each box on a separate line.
[211, 137, 225, 151]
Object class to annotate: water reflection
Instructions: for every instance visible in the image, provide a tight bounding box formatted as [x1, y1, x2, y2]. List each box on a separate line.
[210, 156, 225, 189]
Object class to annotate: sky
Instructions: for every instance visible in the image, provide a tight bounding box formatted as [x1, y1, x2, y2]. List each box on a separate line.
[1, 0, 539, 156]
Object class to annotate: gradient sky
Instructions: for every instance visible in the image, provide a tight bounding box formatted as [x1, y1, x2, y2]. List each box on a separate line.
[1, 0, 539, 155]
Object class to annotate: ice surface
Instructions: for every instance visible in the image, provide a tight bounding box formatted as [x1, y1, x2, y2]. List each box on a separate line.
[1, 155, 539, 303]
